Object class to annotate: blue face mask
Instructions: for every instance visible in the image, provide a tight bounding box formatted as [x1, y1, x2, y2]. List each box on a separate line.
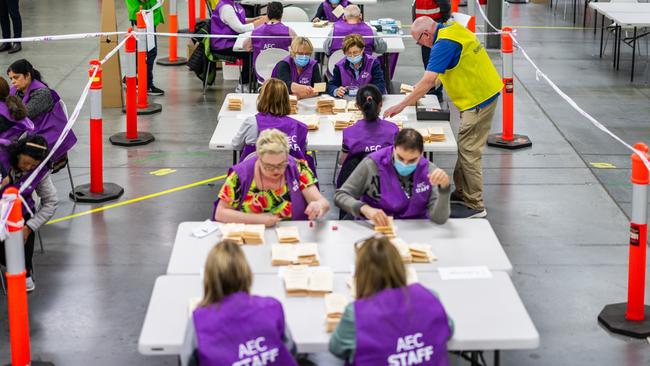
[294, 55, 310, 67]
[330, 0, 340, 4]
[393, 158, 418, 176]
[347, 54, 363, 65]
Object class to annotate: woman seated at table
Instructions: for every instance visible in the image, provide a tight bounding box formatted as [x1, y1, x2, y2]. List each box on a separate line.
[0, 135, 59, 292]
[189, 239, 298, 366]
[336, 84, 397, 188]
[323, 5, 386, 56]
[313, 0, 349, 22]
[215, 128, 330, 226]
[329, 234, 453, 365]
[243, 2, 296, 83]
[334, 128, 450, 224]
[232, 78, 314, 172]
[327, 34, 386, 98]
[271, 37, 322, 100]
[0, 76, 33, 139]
[7, 59, 77, 173]
[211, 0, 268, 92]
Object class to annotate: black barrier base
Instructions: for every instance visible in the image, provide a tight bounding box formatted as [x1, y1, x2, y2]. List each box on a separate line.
[7, 361, 56, 365]
[598, 303, 650, 338]
[506, 0, 528, 3]
[110, 132, 155, 147]
[70, 183, 124, 203]
[487, 133, 532, 150]
[122, 102, 162, 115]
[157, 56, 187, 66]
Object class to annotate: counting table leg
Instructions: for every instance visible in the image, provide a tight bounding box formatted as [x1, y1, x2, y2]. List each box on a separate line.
[384, 54, 392, 93]
[631, 27, 637, 82]
[616, 25, 622, 70]
[599, 14, 605, 58]
[494, 350, 500, 366]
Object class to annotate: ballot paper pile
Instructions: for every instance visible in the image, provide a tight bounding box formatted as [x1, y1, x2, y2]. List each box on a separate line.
[276, 226, 301, 243]
[374, 217, 397, 238]
[221, 223, 265, 244]
[390, 238, 437, 263]
[317, 95, 335, 114]
[333, 113, 357, 130]
[418, 127, 446, 142]
[289, 95, 298, 114]
[271, 243, 320, 266]
[282, 265, 334, 297]
[325, 293, 348, 332]
[313, 19, 328, 28]
[227, 95, 243, 111]
[333, 99, 348, 113]
[292, 114, 320, 130]
[400, 83, 414, 94]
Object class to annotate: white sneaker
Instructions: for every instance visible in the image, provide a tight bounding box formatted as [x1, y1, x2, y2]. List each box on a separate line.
[235, 83, 250, 93]
[26, 277, 35, 292]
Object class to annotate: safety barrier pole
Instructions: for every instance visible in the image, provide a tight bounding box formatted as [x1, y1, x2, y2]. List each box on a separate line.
[157, 0, 187, 66]
[112, 30, 155, 146]
[452, 0, 459, 13]
[200, 0, 207, 20]
[189, 0, 197, 33]
[135, 8, 162, 115]
[468, 16, 476, 33]
[487, 27, 532, 150]
[70, 61, 125, 203]
[598, 143, 650, 338]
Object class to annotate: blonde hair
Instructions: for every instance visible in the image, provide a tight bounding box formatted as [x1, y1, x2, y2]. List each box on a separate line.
[343, 33, 365, 53]
[290, 36, 314, 57]
[354, 235, 407, 299]
[256, 128, 290, 156]
[257, 78, 291, 116]
[200, 240, 253, 307]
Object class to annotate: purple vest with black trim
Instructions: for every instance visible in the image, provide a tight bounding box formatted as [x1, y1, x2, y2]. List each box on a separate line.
[363, 146, 431, 219]
[252, 22, 292, 78]
[323, 0, 349, 22]
[240, 114, 309, 164]
[337, 54, 375, 88]
[211, 0, 246, 50]
[352, 284, 451, 366]
[0, 102, 34, 144]
[342, 119, 398, 157]
[212, 155, 308, 220]
[271, 56, 317, 86]
[193, 292, 298, 366]
[11, 80, 77, 161]
[330, 22, 374, 55]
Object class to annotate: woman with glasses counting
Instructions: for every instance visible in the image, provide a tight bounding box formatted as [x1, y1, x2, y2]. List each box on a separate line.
[214, 128, 330, 227]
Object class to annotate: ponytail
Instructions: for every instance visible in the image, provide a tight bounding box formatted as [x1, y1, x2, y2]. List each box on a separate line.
[5, 95, 27, 120]
[356, 84, 382, 122]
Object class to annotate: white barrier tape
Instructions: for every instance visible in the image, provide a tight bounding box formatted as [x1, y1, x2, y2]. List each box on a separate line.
[133, 30, 504, 40]
[6, 219, 24, 228]
[474, 0, 501, 33]
[100, 33, 133, 65]
[471, 0, 650, 171]
[0, 31, 127, 44]
[0, 197, 14, 241]
[141, 0, 164, 51]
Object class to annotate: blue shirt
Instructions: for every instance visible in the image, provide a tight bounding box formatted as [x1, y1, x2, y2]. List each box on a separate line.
[426, 24, 499, 111]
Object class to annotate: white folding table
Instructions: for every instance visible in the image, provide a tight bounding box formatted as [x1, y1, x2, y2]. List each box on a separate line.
[166, 219, 513, 276]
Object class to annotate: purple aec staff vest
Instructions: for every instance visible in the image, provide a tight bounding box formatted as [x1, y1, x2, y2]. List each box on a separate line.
[240, 113, 310, 168]
[363, 146, 431, 219]
[212, 155, 308, 220]
[0, 102, 34, 142]
[342, 118, 398, 157]
[337, 54, 376, 88]
[271, 56, 317, 86]
[193, 292, 298, 366]
[322, 0, 349, 22]
[252, 22, 292, 81]
[11, 80, 77, 162]
[211, 0, 246, 50]
[352, 284, 451, 366]
[0, 150, 49, 212]
[330, 22, 375, 55]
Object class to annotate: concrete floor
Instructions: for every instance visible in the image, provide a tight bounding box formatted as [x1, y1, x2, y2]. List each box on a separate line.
[0, 0, 648, 364]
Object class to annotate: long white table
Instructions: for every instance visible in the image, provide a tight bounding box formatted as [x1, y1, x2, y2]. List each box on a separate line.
[166, 220, 513, 275]
[232, 21, 405, 54]
[138, 273, 539, 361]
[241, 0, 376, 5]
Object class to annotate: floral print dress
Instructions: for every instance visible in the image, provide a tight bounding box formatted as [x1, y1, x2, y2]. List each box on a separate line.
[218, 159, 317, 219]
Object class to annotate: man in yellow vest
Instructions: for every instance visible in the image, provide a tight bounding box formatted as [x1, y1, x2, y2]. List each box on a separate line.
[384, 16, 502, 218]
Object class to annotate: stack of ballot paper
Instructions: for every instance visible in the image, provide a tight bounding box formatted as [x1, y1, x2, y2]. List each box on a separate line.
[292, 114, 320, 130]
[314, 82, 327, 94]
[374, 217, 397, 238]
[282, 265, 334, 297]
[289, 95, 298, 114]
[386, 116, 405, 130]
[333, 99, 348, 113]
[325, 293, 348, 332]
[271, 243, 320, 266]
[317, 95, 335, 114]
[227, 95, 243, 111]
[222, 223, 265, 245]
[409, 243, 437, 263]
[276, 226, 300, 243]
[347, 100, 359, 112]
[313, 19, 328, 28]
[419, 127, 446, 142]
[400, 83, 414, 94]
[333, 113, 356, 130]
[390, 238, 413, 263]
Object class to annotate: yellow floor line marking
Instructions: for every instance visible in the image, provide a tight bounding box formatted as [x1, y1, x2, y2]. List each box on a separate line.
[149, 168, 177, 176]
[590, 162, 617, 169]
[47, 174, 227, 225]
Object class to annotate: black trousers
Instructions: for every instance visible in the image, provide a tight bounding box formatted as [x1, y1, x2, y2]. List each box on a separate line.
[214, 48, 252, 84]
[131, 21, 157, 88]
[0, 229, 35, 277]
[0, 0, 21, 40]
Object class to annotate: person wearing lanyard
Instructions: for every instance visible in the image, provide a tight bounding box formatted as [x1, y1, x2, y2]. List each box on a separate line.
[327, 34, 386, 98]
[271, 37, 322, 99]
[383, 16, 502, 219]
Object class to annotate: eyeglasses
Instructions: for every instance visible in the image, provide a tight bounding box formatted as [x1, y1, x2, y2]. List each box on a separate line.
[260, 159, 288, 172]
[415, 32, 426, 46]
